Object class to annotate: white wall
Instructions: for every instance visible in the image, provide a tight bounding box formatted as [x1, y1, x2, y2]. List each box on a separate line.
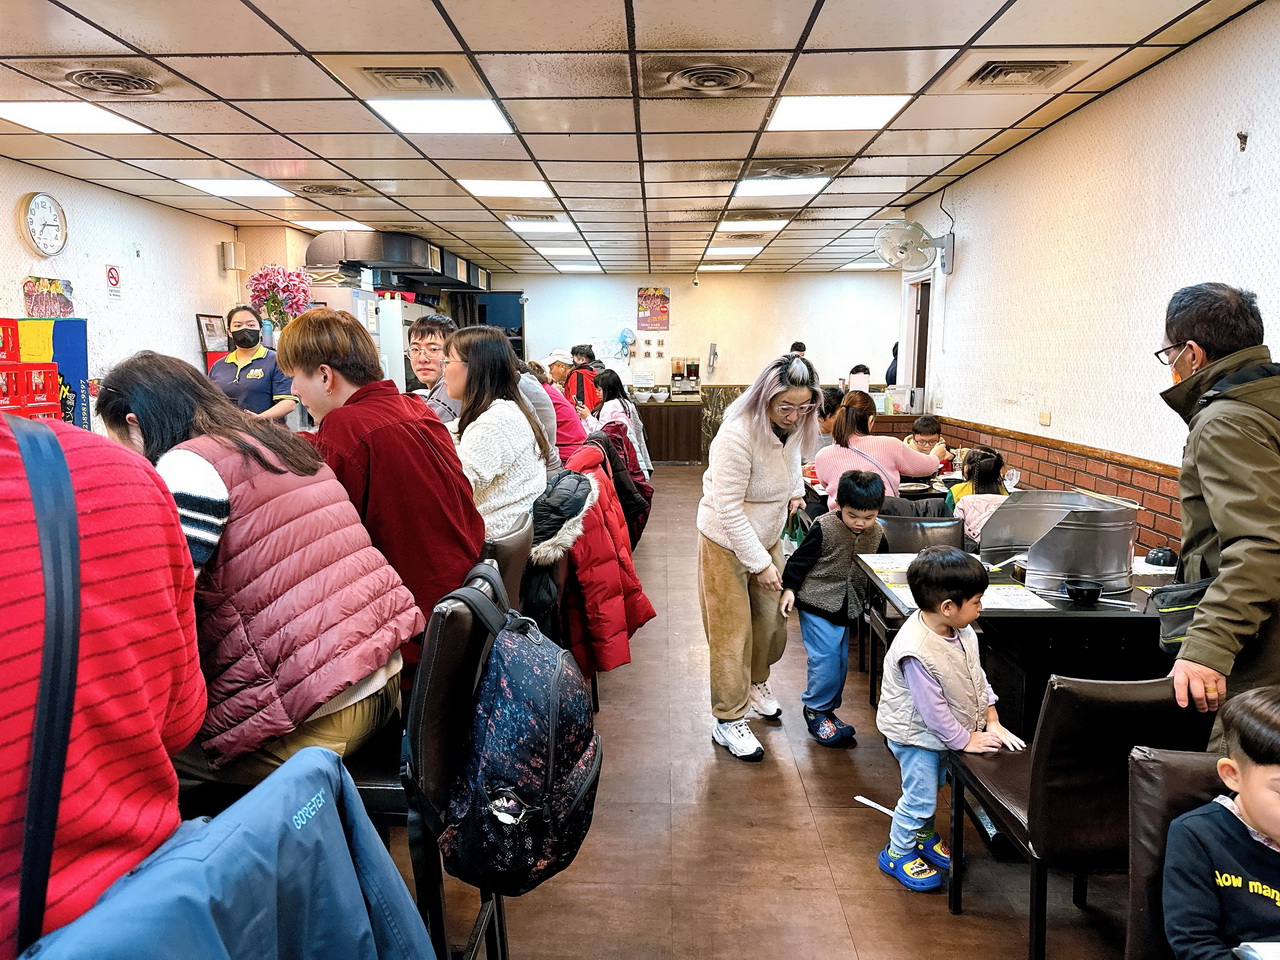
[908, 0, 1280, 467]
[493, 271, 901, 386]
[1, 156, 241, 377]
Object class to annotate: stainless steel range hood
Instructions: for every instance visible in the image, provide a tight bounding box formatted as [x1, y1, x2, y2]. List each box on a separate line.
[304, 231, 488, 291]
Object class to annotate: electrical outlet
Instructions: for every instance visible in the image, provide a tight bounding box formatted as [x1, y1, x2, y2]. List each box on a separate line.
[1039, 411, 1052, 426]
[933, 395, 943, 411]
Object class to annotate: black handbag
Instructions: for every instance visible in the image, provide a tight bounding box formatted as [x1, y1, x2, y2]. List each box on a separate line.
[6, 415, 81, 953]
[1148, 576, 1214, 656]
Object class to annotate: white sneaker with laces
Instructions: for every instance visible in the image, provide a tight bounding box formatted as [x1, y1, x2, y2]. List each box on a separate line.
[748, 680, 782, 720]
[712, 718, 765, 761]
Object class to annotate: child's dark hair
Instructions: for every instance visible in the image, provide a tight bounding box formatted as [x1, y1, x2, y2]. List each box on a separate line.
[819, 386, 844, 418]
[850, 364, 870, 375]
[912, 415, 941, 436]
[836, 470, 884, 511]
[907, 545, 989, 612]
[1221, 685, 1280, 765]
[963, 444, 1005, 495]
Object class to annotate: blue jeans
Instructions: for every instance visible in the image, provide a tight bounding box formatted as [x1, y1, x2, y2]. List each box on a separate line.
[798, 609, 850, 712]
[887, 740, 949, 855]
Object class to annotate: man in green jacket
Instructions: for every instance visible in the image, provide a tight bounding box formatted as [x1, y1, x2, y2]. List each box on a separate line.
[1159, 282, 1280, 729]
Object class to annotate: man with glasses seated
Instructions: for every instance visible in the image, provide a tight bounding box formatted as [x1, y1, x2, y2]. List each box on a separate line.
[1158, 282, 1280, 746]
[405, 313, 459, 423]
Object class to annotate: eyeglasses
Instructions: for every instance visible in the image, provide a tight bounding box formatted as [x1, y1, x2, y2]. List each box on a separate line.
[440, 357, 466, 371]
[773, 401, 815, 415]
[407, 343, 444, 359]
[1154, 341, 1188, 366]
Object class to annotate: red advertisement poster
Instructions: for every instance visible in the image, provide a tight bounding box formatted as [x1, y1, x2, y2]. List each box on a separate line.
[637, 286, 670, 331]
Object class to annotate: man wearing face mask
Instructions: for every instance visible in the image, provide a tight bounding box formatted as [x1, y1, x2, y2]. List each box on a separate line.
[1158, 282, 1280, 737]
[207, 304, 297, 421]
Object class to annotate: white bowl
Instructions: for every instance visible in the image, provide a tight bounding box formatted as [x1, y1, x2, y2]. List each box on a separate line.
[651, 390, 669, 403]
[635, 390, 653, 402]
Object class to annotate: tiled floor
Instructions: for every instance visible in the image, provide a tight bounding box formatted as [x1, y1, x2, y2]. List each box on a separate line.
[405, 466, 1130, 959]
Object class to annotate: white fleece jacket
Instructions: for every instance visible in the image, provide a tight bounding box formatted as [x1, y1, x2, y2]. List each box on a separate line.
[696, 413, 803, 574]
[450, 399, 546, 538]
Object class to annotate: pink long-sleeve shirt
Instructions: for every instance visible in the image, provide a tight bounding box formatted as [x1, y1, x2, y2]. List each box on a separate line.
[813, 434, 940, 507]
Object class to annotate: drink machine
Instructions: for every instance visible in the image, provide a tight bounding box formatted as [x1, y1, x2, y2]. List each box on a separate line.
[670, 357, 701, 398]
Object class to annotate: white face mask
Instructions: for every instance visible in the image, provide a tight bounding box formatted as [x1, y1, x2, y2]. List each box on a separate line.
[1170, 344, 1191, 384]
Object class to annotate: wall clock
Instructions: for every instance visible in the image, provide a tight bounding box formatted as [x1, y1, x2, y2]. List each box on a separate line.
[22, 192, 68, 257]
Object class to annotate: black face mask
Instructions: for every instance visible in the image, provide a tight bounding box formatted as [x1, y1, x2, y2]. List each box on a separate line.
[231, 328, 261, 349]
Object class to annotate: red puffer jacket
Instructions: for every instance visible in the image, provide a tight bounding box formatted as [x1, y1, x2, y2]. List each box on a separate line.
[562, 442, 655, 676]
[181, 435, 425, 768]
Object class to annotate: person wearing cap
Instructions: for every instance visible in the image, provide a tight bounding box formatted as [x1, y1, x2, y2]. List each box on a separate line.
[541, 349, 574, 387]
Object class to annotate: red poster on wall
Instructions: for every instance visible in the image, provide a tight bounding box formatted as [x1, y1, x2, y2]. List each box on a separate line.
[637, 286, 670, 331]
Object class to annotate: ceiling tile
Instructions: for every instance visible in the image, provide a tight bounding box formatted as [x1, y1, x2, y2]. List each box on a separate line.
[848, 155, 960, 176]
[150, 195, 250, 210]
[372, 180, 466, 196]
[827, 176, 913, 193]
[4, 56, 212, 101]
[129, 157, 249, 177]
[754, 131, 875, 158]
[160, 55, 348, 100]
[639, 133, 755, 162]
[579, 230, 647, 238]
[236, 158, 350, 179]
[1150, 0, 1258, 42]
[505, 99, 636, 134]
[34, 158, 163, 179]
[56, 0, 294, 53]
[442, 0, 627, 50]
[291, 134, 420, 159]
[1013, 93, 1098, 127]
[644, 160, 742, 182]
[524, 134, 639, 162]
[0, 135, 100, 160]
[424, 210, 500, 221]
[477, 54, 632, 98]
[243, 196, 327, 211]
[784, 50, 959, 96]
[646, 210, 717, 222]
[725, 194, 810, 209]
[574, 211, 645, 222]
[1073, 46, 1178, 91]
[0, 64, 75, 101]
[940, 156, 995, 176]
[2, 0, 134, 55]
[234, 100, 389, 134]
[646, 197, 729, 211]
[342, 159, 449, 178]
[554, 181, 643, 198]
[633, 0, 814, 48]
[219, 211, 292, 222]
[401, 196, 486, 210]
[912, 175, 959, 193]
[173, 134, 317, 159]
[89, 178, 208, 195]
[644, 180, 735, 198]
[892, 94, 1051, 128]
[540, 160, 639, 181]
[485, 197, 565, 211]
[563, 198, 646, 212]
[360, 211, 426, 221]
[807, 0, 1007, 48]
[435, 158, 541, 179]
[978, 0, 1196, 44]
[639, 98, 769, 133]
[406, 134, 529, 160]
[870, 128, 999, 155]
[249, 0, 461, 50]
[103, 100, 272, 134]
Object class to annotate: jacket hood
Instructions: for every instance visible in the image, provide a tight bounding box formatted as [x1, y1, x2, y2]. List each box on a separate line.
[530, 471, 597, 565]
[1161, 345, 1279, 423]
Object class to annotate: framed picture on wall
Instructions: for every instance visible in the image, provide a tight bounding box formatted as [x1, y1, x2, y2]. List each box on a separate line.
[197, 314, 227, 353]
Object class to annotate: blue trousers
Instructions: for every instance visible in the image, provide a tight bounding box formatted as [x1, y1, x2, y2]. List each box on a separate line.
[887, 741, 949, 855]
[798, 609, 850, 711]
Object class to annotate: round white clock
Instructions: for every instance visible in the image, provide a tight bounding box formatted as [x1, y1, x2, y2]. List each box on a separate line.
[23, 193, 67, 257]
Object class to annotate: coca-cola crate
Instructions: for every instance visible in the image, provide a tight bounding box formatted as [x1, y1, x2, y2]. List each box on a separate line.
[0, 364, 22, 410]
[0, 319, 18, 362]
[20, 402, 62, 421]
[20, 363, 60, 405]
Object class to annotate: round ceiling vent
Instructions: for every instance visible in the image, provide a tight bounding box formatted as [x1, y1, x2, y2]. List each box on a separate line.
[757, 162, 826, 179]
[667, 64, 754, 93]
[300, 183, 356, 196]
[66, 69, 161, 96]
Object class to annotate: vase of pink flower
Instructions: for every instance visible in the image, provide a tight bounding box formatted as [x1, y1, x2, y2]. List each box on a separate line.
[246, 264, 312, 332]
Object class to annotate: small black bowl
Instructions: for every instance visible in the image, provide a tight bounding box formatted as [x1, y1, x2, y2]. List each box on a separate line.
[1064, 579, 1103, 603]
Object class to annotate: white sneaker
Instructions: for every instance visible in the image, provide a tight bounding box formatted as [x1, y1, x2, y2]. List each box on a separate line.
[748, 680, 782, 720]
[712, 718, 765, 762]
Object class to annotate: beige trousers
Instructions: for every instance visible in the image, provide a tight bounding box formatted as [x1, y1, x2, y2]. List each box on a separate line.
[698, 534, 788, 721]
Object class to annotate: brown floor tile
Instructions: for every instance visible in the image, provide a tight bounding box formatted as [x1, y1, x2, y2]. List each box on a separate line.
[671, 799, 835, 890]
[672, 884, 857, 960]
[504, 883, 674, 960]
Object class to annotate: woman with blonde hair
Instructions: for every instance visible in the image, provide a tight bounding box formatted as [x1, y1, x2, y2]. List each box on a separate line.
[697, 354, 820, 761]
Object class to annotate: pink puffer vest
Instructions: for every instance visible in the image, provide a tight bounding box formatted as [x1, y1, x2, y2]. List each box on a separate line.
[180, 435, 425, 768]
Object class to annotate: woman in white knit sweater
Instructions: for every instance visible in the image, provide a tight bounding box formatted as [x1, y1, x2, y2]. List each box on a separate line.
[697, 354, 821, 761]
[443, 326, 550, 537]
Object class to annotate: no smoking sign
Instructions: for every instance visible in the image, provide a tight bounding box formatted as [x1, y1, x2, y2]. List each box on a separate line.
[106, 264, 121, 301]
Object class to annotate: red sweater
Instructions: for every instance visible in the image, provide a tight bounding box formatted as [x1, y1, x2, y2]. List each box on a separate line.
[0, 419, 205, 956]
[305, 381, 484, 672]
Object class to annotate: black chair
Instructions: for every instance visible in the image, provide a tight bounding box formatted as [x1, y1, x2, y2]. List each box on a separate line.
[481, 513, 533, 615]
[947, 676, 1214, 960]
[875, 514, 963, 552]
[1126, 746, 1222, 960]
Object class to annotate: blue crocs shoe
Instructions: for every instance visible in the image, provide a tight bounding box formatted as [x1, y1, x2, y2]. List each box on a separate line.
[915, 832, 953, 871]
[803, 707, 854, 746]
[878, 844, 943, 892]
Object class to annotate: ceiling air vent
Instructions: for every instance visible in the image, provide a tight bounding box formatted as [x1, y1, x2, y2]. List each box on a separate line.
[967, 60, 1079, 88]
[507, 214, 558, 223]
[66, 69, 161, 96]
[640, 54, 786, 98]
[300, 183, 356, 196]
[359, 65, 455, 93]
[668, 65, 755, 93]
[756, 162, 826, 179]
[727, 233, 764, 241]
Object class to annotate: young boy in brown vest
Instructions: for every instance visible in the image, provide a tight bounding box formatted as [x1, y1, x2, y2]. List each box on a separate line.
[780, 470, 887, 746]
[875, 546, 1025, 892]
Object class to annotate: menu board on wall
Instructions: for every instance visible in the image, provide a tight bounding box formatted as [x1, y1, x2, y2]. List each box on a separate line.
[637, 286, 670, 331]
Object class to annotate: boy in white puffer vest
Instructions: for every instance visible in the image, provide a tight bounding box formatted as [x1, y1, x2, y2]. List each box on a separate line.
[875, 546, 1025, 892]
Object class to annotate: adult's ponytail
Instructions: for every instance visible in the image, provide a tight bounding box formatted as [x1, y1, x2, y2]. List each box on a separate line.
[832, 390, 876, 446]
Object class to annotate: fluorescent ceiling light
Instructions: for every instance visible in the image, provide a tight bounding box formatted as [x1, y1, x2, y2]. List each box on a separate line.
[506, 220, 577, 234]
[733, 178, 829, 198]
[699, 264, 745, 271]
[0, 100, 150, 134]
[553, 263, 602, 273]
[534, 245, 592, 257]
[460, 179, 553, 198]
[366, 98, 511, 134]
[706, 246, 763, 257]
[716, 219, 788, 232]
[293, 220, 373, 231]
[767, 95, 912, 132]
[179, 178, 295, 198]
[840, 260, 890, 270]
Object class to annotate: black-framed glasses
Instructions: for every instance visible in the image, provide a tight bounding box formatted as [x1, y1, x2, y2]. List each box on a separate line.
[1154, 341, 1188, 366]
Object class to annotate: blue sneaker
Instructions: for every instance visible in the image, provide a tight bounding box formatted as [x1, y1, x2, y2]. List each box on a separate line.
[916, 832, 953, 871]
[878, 844, 942, 892]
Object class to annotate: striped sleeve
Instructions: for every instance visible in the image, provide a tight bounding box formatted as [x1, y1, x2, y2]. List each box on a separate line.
[155, 448, 230, 574]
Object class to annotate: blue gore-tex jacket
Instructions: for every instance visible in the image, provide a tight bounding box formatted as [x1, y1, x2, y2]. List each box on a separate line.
[28, 748, 434, 960]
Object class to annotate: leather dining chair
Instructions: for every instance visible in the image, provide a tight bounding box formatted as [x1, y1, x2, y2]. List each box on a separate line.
[1126, 746, 1223, 960]
[481, 512, 534, 614]
[875, 514, 964, 552]
[947, 676, 1214, 960]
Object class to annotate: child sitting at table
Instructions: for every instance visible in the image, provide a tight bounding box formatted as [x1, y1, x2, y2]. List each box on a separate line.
[876, 546, 1025, 892]
[905, 415, 952, 468]
[1164, 685, 1280, 960]
[780, 470, 887, 746]
[945, 444, 1008, 510]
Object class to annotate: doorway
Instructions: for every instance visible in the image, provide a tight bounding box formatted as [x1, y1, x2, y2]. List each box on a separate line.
[913, 279, 931, 390]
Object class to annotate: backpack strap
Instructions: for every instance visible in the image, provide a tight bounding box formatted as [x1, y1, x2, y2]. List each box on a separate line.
[461, 560, 509, 614]
[451, 585, 508, 639]
[7, 415, 80, 954]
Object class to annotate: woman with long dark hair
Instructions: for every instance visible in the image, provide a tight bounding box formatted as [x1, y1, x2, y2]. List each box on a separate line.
[592, 368, 653, 477]
[443, 325, 551, 536]
[97, 351, 424, 783]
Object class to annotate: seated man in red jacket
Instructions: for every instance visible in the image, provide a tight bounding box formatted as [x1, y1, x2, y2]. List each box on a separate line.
[0, 417, 206, 954]
[277, 308, 486, 684]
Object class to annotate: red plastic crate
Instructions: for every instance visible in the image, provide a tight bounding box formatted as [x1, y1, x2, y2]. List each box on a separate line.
[0, 319, 18, 363]
[0, 364, 21, 410]
[20, 403, 62, 421]
[20, 363, 59, 405]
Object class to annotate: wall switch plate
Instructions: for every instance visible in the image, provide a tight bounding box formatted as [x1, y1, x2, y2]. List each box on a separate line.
[933, 396, 943, 411]
[1039, 411, 1052, 426]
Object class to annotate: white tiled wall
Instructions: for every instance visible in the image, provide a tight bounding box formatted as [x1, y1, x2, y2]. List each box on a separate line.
[909, 0, 1280, 467]
[493, 271, 901, 386]
[0, 156, 241, 376]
